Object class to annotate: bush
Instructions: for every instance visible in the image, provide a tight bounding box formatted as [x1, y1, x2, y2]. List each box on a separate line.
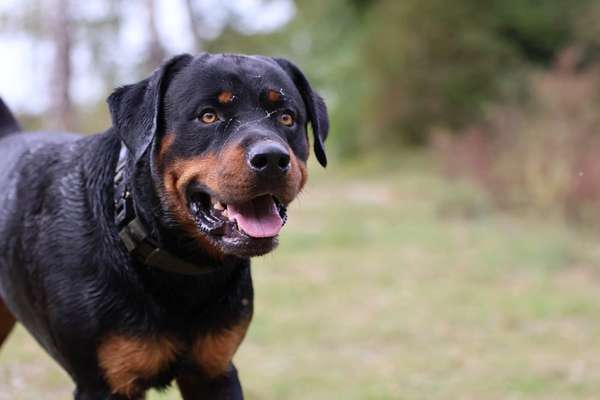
[432, 53, 600, 226]
[363, 0, 593, 145]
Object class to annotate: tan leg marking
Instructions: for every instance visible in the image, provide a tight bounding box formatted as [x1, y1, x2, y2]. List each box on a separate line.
[98, 335, 181, 398]
[157, 132, 176, 165]
[0, 298, 15, 348]
[192, 320, 250, 379]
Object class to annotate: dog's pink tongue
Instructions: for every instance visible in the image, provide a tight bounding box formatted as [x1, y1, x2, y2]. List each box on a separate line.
[228, 195, 283, 238]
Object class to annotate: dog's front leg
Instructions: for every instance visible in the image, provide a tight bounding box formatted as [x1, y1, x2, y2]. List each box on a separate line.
[74, 387, 136, 400]
[176, 364, 243, 400]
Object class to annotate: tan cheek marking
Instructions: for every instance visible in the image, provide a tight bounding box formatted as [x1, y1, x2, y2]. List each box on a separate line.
[218, 145, 255, 190]
[162, 154, 220, 214]
[297, 158, 308, 192]
[283, 147, 307, 203]
[193, 321, 250, 379]
[98, 336, 180, 398]
[217, 143, 306, 204]
[169, 155, 221, 197]
[158, 132, 176, 165]
[218, 90, 234, 104]
[162, 154, 225, 259]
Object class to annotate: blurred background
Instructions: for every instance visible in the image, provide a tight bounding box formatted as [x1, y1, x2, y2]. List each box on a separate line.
[2, 0, 600, 399]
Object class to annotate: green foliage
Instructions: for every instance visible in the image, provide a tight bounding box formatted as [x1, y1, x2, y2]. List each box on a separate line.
[364, 0, 515, 144]
[493, 0, 585, 64]
[362, 0, 593, 145]
[433, 67, 600, 227]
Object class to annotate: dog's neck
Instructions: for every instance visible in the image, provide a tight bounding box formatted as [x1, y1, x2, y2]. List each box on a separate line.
[117, 140, 245, 276]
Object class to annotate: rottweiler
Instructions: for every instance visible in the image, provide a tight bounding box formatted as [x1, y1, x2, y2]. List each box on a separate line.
[0, 53, 328, 399]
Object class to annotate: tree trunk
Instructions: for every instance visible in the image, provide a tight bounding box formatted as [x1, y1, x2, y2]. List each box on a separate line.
[183, 0, 202, 52]
[145, 0, 166, 70]
[49, 0, 72, 130]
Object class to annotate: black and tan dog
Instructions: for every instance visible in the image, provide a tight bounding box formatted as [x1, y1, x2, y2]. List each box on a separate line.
[0, 53, 328, 399]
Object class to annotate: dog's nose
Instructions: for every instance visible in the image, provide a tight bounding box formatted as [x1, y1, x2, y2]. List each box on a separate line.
[248, 141, 290, 176]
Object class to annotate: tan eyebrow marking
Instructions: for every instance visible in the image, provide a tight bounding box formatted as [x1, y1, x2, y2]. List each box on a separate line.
[218, 91, 235, 104]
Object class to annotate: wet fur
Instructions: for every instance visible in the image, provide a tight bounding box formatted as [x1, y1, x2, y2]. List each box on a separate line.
[0, 53, 328, 399]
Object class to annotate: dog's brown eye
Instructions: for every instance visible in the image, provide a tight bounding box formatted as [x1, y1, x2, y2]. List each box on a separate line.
[199, 110, 218, 124]
[278, 112, 294, 127]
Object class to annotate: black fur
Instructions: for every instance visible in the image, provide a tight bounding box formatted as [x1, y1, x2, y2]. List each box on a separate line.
[0, 53, 329, 399]
[108, 54, 193, 164]
[0, 98, 20, 138]
[273, 58, 329, 167]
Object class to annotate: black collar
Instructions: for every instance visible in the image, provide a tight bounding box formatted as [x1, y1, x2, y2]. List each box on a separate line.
[113, 142, 218, 276]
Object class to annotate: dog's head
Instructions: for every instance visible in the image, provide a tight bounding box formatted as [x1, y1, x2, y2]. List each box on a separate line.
[108, 53, 329, 258]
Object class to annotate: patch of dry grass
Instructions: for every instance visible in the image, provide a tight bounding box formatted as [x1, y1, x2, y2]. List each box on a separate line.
[2, 155, 600, 399]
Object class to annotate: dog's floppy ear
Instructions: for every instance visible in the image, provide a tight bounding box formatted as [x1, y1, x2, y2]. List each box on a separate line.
[273, 58, 329, 167]
[108, 54, 193, 163]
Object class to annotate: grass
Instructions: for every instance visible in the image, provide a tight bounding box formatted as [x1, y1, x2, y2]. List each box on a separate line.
[2, 152, 600, 399]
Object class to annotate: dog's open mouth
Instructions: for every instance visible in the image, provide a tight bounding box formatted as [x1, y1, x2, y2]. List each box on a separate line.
[186, 185, 288, 255]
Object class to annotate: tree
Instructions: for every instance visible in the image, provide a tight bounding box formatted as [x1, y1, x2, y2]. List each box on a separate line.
[49, 0, 73, 130]
[144, 0, 166, 71]
[183, 0, 202, 52]
[363, 0, 593, 145]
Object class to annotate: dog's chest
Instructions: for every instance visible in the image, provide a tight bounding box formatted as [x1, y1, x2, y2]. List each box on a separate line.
[97, 321, 249, 397]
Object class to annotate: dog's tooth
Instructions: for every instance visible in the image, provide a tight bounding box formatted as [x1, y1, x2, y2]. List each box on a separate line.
[213, 201, 225, 211]
[222, 209, 229, 218]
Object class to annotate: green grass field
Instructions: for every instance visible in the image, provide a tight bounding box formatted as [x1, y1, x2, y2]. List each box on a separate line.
[1, 153, 600, 399]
